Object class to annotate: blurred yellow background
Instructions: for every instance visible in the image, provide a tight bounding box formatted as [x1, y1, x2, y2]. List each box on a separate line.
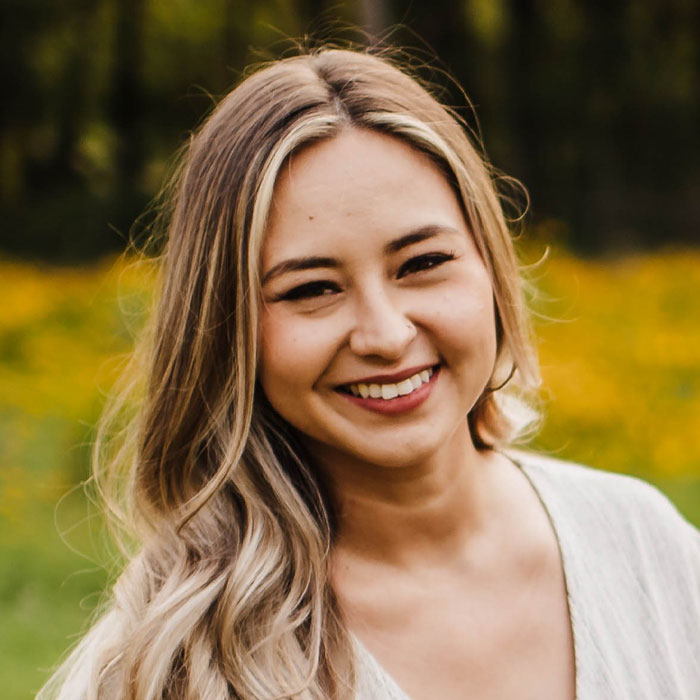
[1, 247, 699, 697]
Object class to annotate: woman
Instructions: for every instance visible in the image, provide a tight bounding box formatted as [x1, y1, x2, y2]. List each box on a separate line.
[41, 48, 700, 700]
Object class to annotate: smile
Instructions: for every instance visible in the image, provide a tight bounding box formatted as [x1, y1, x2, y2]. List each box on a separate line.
[335, 364, 439, 416]
[345, 367, 434, 400]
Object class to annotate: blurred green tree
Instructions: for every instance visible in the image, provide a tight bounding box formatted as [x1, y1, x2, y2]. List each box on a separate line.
[1, 0, 697, 260]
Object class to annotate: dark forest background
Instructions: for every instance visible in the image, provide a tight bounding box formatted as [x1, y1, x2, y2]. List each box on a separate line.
[2, 0, 698, 261]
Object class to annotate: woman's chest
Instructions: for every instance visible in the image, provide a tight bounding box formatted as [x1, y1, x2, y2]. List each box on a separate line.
[349, 562, 575, 700]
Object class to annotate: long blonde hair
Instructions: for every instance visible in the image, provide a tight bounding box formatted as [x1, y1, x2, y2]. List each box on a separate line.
[40, 48, 539, 700]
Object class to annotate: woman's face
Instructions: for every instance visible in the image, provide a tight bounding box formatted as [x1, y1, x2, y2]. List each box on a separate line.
[259, 128, 497, 470]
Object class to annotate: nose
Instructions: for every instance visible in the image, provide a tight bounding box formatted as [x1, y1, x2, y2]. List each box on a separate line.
[348, 287, 417, 360]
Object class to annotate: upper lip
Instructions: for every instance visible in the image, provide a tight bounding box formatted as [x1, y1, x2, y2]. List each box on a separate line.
[336, 363, 438, 387]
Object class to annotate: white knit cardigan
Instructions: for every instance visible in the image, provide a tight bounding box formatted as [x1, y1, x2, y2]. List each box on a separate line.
[353, 453, 700, 699]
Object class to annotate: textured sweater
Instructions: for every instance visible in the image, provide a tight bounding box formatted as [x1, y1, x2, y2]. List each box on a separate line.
[353, 452, 700, 699]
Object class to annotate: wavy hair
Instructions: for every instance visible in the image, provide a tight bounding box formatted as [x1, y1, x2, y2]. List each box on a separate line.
[39, 48, 540, 700]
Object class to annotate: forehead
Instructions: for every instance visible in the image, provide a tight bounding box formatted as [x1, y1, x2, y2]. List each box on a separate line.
[262, 128, 468, 263]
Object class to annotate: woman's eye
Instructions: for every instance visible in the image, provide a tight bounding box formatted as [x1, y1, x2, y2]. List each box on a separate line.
[397, 252, 455, 279]
[276, 280, 341, 301]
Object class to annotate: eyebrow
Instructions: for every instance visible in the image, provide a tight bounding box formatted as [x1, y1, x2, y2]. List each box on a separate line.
[383, 225, 456, 254]
[262, 256, 339, 285]
[262, 225, 458, 284]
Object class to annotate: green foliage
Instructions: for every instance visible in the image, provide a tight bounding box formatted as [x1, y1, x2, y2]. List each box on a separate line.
[0, 504, 109, 699]
[2, 1, 698, 259]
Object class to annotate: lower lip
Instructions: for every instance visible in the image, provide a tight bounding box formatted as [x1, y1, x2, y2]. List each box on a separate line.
[336, 367, 440, 416]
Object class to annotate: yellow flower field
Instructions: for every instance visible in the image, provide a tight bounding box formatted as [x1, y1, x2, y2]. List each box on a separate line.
[531, 248, 700, 481]
[1, 249, 699, 526]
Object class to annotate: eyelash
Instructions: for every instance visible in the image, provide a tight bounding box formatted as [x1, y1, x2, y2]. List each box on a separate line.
[276, 280, 341, 302]
[276, 251, 456, 302]
[397, 251, 456, 278]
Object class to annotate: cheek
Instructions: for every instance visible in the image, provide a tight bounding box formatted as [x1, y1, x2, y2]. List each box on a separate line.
[441, 304, 497, 369]
[259, 316, 303, 394]
[421, 277, 498, 358]
[258, 311, 334, 401]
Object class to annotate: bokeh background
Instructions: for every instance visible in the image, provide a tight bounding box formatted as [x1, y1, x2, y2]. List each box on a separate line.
[1, 1, 698, 697]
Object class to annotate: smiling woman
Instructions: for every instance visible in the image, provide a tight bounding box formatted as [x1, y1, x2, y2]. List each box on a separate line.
[39, 48, 700, 700]
[260, 130, 498, 470]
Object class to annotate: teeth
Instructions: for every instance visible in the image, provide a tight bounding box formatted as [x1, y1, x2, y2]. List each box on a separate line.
[397, 379, 414, 396]
[381, 384, 399, 400]
[409, 375, 423, 390]
[346, 367, 435, 401]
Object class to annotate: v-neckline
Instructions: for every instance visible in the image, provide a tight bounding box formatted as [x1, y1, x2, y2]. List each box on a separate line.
[351, 454, 580, 700]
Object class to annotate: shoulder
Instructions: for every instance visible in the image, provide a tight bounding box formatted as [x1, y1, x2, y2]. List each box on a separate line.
[509, 449, 684, 520]
[507, 452, 700, 693]
[507, 449, 700, 571]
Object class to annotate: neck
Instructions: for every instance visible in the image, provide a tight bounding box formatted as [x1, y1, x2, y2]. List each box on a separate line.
[310, 426, 504, 570]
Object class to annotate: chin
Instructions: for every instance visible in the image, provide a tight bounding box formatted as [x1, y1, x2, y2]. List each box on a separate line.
[307, 426, 462, 473]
